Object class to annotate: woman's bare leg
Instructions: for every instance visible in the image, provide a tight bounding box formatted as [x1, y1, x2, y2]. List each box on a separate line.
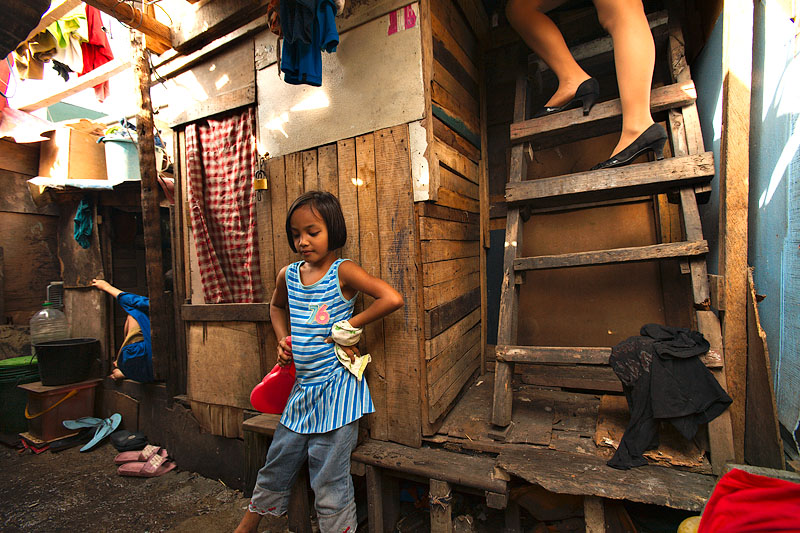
[593, 0, 655, 156]
[505, 0, 591, 108]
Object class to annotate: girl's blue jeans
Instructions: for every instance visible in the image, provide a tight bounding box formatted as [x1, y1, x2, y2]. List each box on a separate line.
[249, 420, 359, 533]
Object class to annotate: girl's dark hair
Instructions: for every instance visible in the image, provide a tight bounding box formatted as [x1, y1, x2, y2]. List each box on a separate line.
[285, 191, 347, 252]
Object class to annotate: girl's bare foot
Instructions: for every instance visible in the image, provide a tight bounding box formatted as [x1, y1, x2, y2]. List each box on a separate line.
[109, 368, 125, 380]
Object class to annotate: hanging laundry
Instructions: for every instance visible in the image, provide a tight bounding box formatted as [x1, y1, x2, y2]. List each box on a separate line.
[13, 31, 57, 80]
[73, 197, 93, 249]
[47, 6, 88, 74]
[80, 5, 114, 102]
[52, 59, 72, 81]
[281, 0, 339, 86]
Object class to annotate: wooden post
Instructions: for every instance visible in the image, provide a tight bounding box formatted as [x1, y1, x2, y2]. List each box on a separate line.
[366, 465, 386, 533]
[132, 29, 170, 381]
[0, 247, 4, 323]
[584, 496, 606, 533]
[718, 0, 754, 463]
[492, 51, 528, 427]
[429, 479, 454, 533]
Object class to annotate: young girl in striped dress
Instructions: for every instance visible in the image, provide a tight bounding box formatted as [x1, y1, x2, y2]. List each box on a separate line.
[236, 191, 404, 533]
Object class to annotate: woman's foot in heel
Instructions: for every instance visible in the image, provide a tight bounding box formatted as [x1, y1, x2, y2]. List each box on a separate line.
[534, 78, 600, 118]
[590, 124, 667, 170]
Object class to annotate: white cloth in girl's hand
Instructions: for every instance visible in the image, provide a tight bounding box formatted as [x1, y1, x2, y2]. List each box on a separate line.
[331, 320, 371, 381]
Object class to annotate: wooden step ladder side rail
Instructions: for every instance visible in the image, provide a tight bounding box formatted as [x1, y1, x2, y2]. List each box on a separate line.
[492, 59, 528, 428]
[664, 5, 737, 474]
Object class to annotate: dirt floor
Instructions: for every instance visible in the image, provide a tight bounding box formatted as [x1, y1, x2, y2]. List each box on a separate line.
[0, 439, 289, 533]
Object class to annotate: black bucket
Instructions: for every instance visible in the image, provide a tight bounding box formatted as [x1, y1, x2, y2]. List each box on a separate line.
[34, 338, 100, 386]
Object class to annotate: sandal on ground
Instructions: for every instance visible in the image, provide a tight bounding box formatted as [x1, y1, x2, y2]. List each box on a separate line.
[114, 444, 166, 465]
[117, 452, 176, 477]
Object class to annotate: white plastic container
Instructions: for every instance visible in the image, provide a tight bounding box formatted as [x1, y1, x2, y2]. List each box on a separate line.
[29, 302, 69, 356]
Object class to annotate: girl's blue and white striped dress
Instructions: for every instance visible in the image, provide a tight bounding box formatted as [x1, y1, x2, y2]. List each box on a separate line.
[281, 258, 375, 433]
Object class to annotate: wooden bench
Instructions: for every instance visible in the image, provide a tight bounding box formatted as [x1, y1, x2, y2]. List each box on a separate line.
[242, 413, 313, 533]
[351, 439, 514, 533]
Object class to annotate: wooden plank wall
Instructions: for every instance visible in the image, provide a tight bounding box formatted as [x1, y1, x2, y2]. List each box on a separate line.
[257, 125, 423, 447]
[0, 140, 61, 326]
[421, 0, 482, 429]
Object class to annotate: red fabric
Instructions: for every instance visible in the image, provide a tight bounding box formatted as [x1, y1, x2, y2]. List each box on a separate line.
[698, 468, 800, 533]
[185, 107, 263, 304]
[80, 5, 114, 102]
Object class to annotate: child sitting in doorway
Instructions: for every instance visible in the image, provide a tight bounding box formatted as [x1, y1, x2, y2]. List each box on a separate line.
[91, 278, 154, 383]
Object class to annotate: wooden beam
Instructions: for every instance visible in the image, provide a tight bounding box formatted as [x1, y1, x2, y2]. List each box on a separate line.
[24, 0, 83, 43]
[718, 0, 753, 464]
[496, 343, 722, 368]
[492, 53, 527, 428]
[132, 32, 170, 381]
[513, 240, 708, 270]
[505, 153, 715, 207]
[82, 0, 171, 54]
[352, 439, 507, 494]
[496, 345, 611, 365]
[152, 17, 269, 83]
[429, 480, 454, 533]
[181, 303, 271, 322]
[16, 59, 131, 112]
[171, 0, 268, 54]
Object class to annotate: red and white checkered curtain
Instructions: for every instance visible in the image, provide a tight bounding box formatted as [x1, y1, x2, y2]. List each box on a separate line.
[185, 107, 263, 303]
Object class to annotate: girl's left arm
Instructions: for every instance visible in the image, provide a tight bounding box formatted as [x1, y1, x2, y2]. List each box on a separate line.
[338, 260, 404, 329]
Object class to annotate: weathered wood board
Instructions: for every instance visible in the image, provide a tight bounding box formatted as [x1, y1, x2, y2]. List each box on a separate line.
[496, 448, 715, 511]
[186, 321, 272, 409]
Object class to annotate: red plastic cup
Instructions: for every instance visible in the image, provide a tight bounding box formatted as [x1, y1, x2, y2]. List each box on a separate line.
[250, 336, 296, 414]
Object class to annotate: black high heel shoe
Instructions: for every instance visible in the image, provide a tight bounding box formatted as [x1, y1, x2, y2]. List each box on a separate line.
[533, 78, 600, 118]
[590, 124, 667, 171]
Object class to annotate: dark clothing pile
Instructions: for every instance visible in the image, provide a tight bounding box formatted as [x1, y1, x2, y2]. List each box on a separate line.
[607, 324, 732, 470]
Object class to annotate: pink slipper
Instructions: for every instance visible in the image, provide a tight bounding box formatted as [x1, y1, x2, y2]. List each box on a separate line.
[118, 452, 176, 477]
[114, 444, 165, 465]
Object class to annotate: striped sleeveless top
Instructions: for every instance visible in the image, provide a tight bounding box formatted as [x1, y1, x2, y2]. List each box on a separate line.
[280, 258, 375, 433]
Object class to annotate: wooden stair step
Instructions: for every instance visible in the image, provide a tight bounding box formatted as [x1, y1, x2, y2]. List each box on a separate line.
[529, 11, 668, 74]
[505, 152, 714, 207]
[496, 345, 611, 365]
[496, 342, 722, 369]
[510, 82, 697, 149]
[514, 240, 708, 270]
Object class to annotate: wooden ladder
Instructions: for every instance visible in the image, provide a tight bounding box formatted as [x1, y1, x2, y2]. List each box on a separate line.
[491, 8, 736, 474]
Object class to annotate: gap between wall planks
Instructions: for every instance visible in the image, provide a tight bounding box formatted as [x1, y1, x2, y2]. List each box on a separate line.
[260, 127, 423, 447]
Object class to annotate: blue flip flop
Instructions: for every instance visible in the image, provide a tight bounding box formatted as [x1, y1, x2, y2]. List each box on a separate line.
[63, 414, 122, 452]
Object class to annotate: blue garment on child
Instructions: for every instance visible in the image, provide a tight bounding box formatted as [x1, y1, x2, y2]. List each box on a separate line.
[280, 259, 374, 433]
[117, 292, 154, 383]
[281, 0, 339, 86]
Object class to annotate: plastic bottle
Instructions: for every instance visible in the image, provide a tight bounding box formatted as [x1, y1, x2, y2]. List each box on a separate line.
[29, 302, 69, 356]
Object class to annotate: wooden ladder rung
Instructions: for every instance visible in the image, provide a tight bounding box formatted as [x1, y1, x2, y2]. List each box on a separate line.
[495, 345, 611, 365]
[514, 240, 708, 270]
[510, 82, 697, 149]
[529, 11, 669, 74]
[505, 153, 714, 207]
[496, 342, 723, 369]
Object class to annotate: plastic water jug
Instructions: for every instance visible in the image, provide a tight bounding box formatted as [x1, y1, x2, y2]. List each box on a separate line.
[29, 302, 69, 356]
